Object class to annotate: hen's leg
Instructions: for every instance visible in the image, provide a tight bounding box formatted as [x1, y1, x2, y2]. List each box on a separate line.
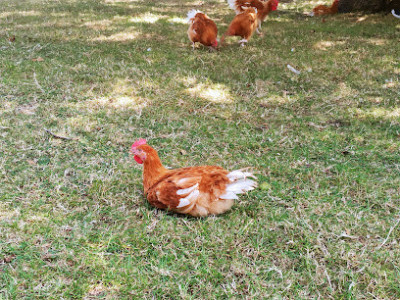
[238, 39, 248, 47]
[256, 22, 262, 34]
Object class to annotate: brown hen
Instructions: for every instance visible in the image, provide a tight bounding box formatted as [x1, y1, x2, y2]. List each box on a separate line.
[311, 0, 339, 16]
[187, 10, 218, 50]
[131, 139, 257, 217]
[221, 7, 258, 47]
[227, 0, 279, 34]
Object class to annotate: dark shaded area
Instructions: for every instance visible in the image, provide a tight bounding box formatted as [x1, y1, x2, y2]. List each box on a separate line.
[338, 0, 400, 13]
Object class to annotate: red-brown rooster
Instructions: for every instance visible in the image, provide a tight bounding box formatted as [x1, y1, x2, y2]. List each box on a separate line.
[131, 139, 257, 217]
[310, 0, 339, 16]
[228, 0, 279, 34]
[221, 7, 258, 46]
[187, 10, 218, 50]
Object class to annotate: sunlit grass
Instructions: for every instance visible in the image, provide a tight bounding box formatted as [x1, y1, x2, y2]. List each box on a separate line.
[130, 13, 164, 24]
[167, 16, 188, 24]
[187, 83, 233, 103]
[313, 40, 346, 50]
[92, 31, 140, 42]
[353, 107, 400, 123]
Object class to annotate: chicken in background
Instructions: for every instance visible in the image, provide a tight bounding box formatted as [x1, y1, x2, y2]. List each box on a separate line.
[227, 0, 279, 34]
[310, 0, 339, 16]
[131, 139, 257, 217]
[187, 9, 218, 50]
[221, 7, 258, 47]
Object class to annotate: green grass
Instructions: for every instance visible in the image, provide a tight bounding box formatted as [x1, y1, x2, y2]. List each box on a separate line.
[1, 0, 400, 298]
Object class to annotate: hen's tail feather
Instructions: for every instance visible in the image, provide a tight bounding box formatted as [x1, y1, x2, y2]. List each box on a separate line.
[220, 191, 239, 200]
[226, 179, 257, 193]
[220, 25, 234, 45]
[220, 32, 227, 45]
[187, 9, 202, 23]
[393, 9, 400, 19]
[227, 169, 257, 182]
[220, 169, 257, 200]
[227, 0, 241, 14]
[243, 6, 257, 14]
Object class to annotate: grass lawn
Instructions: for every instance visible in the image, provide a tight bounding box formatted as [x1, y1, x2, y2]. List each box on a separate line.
[1, 0, 400, 298]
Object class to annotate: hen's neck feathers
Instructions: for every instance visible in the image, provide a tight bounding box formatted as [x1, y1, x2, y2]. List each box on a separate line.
[142, 149, 168, 193]
[331, 0, 339, 10]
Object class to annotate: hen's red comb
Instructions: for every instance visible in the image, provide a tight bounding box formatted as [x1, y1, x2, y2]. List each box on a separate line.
[271, 0, 279, 10]
[131, 138, 147, 151]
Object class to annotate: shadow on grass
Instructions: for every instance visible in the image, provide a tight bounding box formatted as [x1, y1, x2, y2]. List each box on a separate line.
[1, 0, 399, 150]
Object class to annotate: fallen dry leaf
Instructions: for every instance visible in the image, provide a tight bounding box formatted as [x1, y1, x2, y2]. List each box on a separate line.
[9, 35, 15, 42]
[256, 123, 269, 131]
[32, 57, 44, 62]
[3, 254, 16, 263]
[42, 253, 55, 262]
[27, 159, 37, 166]
[323, 165, 334, 175]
